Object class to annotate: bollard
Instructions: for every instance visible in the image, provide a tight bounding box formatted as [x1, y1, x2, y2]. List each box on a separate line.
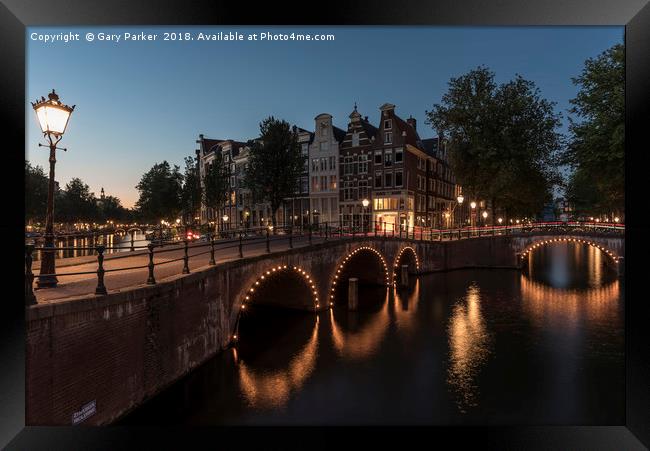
[374, 222, 377, 237]
[289, 227, 293, 248]
[209, 236, 216, 265]
[266, 228, 271, 253]
[239, 232, 243, 258]
[25, 244, 36, 305]
[309, 226, 313, 245]
[182, 239, 190, 274]
[95, 245, 108, 295]
[348, 277, 359, 310]
[146, 243, 156, 284]
[130, 231, 135, 251]
[401, 264, 409, 287]
[383, 223, 387, 238]
[400, 227, 403, 239]
[325, 222, 329, 241]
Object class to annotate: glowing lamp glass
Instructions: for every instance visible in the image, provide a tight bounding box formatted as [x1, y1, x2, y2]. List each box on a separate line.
[32, 90, 74, 135]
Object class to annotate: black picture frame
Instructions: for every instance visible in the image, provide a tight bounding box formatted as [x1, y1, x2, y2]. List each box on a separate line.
[2, 0, 648, 448]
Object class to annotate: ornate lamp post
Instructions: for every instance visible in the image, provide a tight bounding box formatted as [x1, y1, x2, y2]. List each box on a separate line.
[470, 201, 477, 229]
[32, 90, 75, 288]
[456, 194, 464, 228]
[222, 214, 229, 233]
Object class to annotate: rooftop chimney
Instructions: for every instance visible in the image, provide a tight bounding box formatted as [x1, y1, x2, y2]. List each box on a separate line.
[407, 115, 417, 131]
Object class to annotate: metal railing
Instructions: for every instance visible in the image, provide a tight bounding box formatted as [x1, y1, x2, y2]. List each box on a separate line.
[25, 220, 624, 304]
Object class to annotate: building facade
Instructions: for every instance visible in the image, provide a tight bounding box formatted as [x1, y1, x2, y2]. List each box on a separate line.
[282, 127, 313, 227]
[196, 135, 271, 232]
[308, 113, 346, 225]
[338, 104, 377, 230]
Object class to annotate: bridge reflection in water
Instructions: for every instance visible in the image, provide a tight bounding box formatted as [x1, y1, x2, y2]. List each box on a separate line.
[122, 240, 624, 425]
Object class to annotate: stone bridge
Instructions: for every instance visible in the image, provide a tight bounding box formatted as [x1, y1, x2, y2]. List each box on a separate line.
[26, 230, 624, 426]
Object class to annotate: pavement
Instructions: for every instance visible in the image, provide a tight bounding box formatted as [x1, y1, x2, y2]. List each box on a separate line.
[31, 233, 330, 304]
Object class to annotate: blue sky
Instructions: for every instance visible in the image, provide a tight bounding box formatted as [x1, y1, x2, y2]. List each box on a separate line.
[26, 26, 623, 208]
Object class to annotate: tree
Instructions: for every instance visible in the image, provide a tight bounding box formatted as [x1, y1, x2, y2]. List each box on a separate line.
[134, 161, 183, 222]
[202, 150, 230, 230]
[25, 160, 49, 223]
[180, 156, 202, 225]
[564, 43, 624, 218]
[98, 195, 127, 223]
[55, 178, 98, 224]
[243, 116, 304, 229]
[426, 66, 562, 221]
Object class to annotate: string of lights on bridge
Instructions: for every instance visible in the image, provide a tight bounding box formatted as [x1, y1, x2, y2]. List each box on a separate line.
[392, 246, 420, 283]
[331, 246, 391, 302]
[520, 237, 619, 262]
[241, 265, 321, 314]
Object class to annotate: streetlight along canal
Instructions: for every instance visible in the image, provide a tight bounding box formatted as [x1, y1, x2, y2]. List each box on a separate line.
[122, 241, 623, 425]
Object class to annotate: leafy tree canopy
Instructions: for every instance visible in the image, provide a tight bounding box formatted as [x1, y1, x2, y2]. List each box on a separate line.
[426, 66, 563, 219]
[134, 161, 183, 222]
[243, 116, 304, 227]
[564, 43, 624, 216]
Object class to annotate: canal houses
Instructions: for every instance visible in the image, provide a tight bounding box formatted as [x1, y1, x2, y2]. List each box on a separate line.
[338, 104, 378, 229]
[282, 126, 313, 228]
[197, 104, 464, 232]
[308, 113, 346, 225]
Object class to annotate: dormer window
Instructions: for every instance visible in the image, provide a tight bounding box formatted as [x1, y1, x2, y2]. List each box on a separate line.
[384, 119, 392, 130]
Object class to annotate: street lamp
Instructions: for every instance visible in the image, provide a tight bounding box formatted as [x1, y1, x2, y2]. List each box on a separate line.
[222, 214, 229, 232]
[470, 201, 477, 229]
[362, 198, 370, 233]
[32, 89, 75, 288]
[482, 210, 488, 226]
[498, 217, 503, 224]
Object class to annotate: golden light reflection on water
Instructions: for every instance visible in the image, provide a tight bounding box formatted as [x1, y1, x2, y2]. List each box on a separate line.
[330, 289, 391, 360]
[520, 275, 620, 327]
[393, 279, 420, 335]
[447, 283, 491, 413]
[238, 316, 319, 409]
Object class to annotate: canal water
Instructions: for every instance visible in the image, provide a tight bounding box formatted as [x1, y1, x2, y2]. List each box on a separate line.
[29, 231, 150, 261]
[122, 242, 624, 425]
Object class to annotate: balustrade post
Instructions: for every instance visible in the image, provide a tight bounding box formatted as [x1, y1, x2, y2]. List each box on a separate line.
[266, 228, 271, 253]
[239, 232, 244, 258]
[182, 239, 190, 274]
[130, 230, 135, 251]
[374, 221, 377, 237]
[400, 226, 403, 239]
[209, 235, 216, 265]
[325, 221, 329, 241]
[95, 245, 107, 295]
[25, 244, 36, 305]
[146, 243, 156, 284]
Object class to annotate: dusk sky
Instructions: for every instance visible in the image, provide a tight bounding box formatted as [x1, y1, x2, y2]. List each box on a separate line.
[26, 26, 623, 209]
